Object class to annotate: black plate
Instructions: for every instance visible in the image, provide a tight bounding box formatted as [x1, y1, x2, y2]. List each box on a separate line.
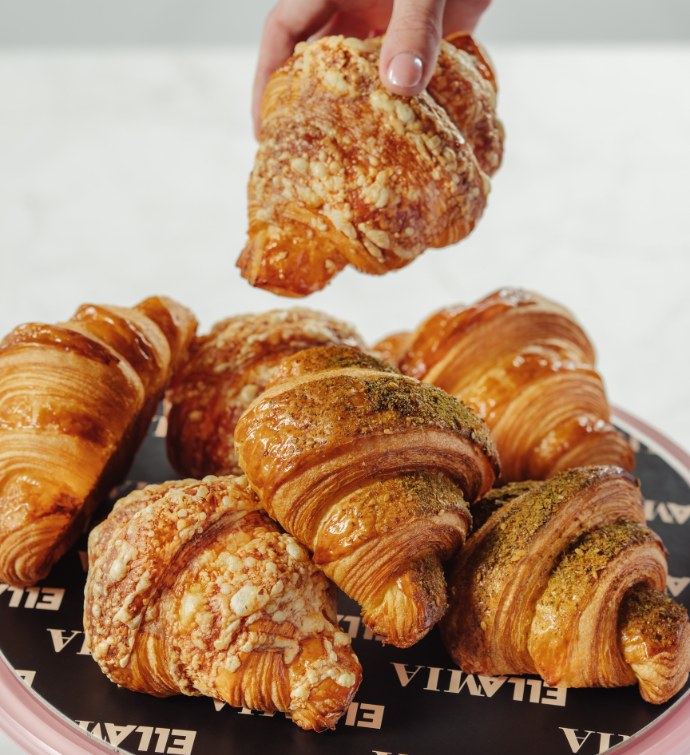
[1, 408, 689, 755]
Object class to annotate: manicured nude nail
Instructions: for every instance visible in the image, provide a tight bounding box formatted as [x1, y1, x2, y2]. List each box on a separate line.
[387, 52, 423, 89]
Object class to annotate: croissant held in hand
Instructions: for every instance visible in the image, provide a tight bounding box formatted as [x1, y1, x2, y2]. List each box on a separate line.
[238, 34, 503, 296]
[388, 288, 634, 481]
[441, 466, 690, 704]
[0, 296, 196, 587]
[84, 475, 361, 731]
[167, 308, 364, 478]
[235, 345, 498, 648]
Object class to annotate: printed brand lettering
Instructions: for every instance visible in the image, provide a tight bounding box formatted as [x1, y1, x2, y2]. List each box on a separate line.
[47, 628, 91, 655]
[76, 722, 196, 755]
[338, 614, 384, 641]
[0, 584, 64, 611]
[211, 700, 384, 729]
[667, 576, 690, 597]
[344, 702, 385, 729]
[211, 701, 274, 717]
[16, 669, 36, 686]
[559, 727, 630, 754]
[643, 499, 690, 525]
[391, 663, 567, 706]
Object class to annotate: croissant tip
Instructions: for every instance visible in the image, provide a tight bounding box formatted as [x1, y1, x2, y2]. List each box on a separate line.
[237, 241, 329, 298]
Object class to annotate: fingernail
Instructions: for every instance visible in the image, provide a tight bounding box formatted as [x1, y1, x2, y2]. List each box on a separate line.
[387, 52, 423, 89]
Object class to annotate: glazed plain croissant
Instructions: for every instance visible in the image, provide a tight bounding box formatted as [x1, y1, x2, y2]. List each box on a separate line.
[384, 288, 634, 481]
[234, 345, 498, 647]
[441, 466, 690, 704]
[0, 296, 197, 586]
[167, 308, 364, 478]
[238, 34, 503, 296]
[84, 475, 361, 731]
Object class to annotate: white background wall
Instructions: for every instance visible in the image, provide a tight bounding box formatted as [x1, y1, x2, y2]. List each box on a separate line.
[0, 0, 689, 45]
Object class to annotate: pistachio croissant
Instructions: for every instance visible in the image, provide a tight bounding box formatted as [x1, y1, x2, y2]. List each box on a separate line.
[84, 475, 361, 731]
[441, 466, 690, 704]
[0, 296, 197, 586]
[234, 345, 498, 647]
[238, 33, 503, 296]
[386, 288, 634, 481]
[167, 308, 364, 478]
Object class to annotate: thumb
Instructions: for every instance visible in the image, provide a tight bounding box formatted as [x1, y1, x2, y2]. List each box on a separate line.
[379, 0, 446, 96]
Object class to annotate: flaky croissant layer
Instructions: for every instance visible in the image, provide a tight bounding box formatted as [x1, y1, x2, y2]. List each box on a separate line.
[238, 34, 503, 296]
[0, 296, 196, 587]
[379, 287, 634, 482]
[84, 475, 361, 731]
[441, 466, 690, 704]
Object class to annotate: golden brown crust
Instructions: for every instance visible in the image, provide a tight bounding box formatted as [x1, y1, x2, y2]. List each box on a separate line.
[441, 466, 690, 704]
[395, 288, 634, 481]
[84, 475, 361, 731]
[0, 297, 197, 587]
[166, 308, 364, 477]
[238, 35, 502, 296]
[235, 344, 497, 647]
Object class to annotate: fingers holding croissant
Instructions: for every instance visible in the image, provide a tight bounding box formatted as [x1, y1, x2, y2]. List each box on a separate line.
[235, 344, 498, 647]
[84, 475, 361, 731]
[239, 34, 502, 296]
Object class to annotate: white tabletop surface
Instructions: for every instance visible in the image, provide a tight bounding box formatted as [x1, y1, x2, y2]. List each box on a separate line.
[0, 44, 689, 754]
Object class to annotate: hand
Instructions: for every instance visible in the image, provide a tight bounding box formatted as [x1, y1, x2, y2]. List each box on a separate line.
[252, 0, 491, 135]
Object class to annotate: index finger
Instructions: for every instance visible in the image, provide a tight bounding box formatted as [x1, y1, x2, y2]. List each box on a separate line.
[252, 0, 337, 136]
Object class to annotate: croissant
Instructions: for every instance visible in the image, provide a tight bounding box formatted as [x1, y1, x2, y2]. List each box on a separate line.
[386, 287, 634, 481]
[167, 308, 364, 477]
[84, 475, 361, 731]
[440, 466, 690, 704]
[0, 296, 197, 587]
[238, 33, 503, 297]
[234, 345, 498, 647]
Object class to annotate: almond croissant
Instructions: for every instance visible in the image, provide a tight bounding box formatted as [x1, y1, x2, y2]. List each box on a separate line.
[84, 475, 362, 731]
[441, 466, 690, 704]
[238, 33, 503, 296]
[167, 308, 364, 478]
[234, 345, 499, 647]
[0, 296, 197, 586]
[385, 288, 634, 481]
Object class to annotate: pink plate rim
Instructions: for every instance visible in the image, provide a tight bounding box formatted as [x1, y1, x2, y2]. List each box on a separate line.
[606, 407, 690, 755]
[0, 406, 689, 755]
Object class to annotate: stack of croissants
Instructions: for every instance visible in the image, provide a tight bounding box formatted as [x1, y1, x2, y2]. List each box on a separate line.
[1, 288, 689, 732]
[0, 33, 689, 734]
